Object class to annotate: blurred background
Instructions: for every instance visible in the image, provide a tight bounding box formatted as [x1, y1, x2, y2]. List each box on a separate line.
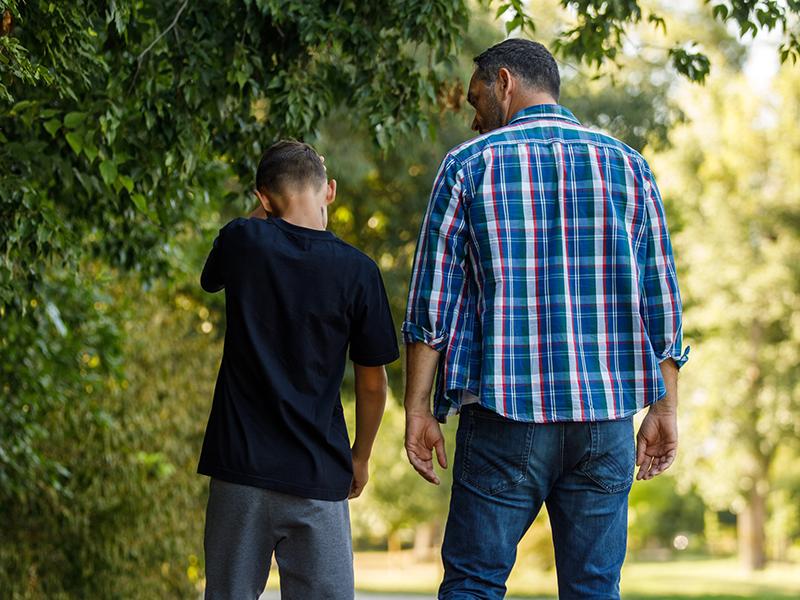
[1, 0, 799, 598]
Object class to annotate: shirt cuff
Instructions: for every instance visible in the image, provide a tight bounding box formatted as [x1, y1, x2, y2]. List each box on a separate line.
[659, 345, 690, 369]
[401, 321, 449, 352]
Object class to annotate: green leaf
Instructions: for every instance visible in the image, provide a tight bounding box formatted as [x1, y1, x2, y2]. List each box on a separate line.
[131, 193, 148, 213]
[65, 132, 83, 155]
[11, 100, 34, 114]
[495, 3, 511, 19]
[118, 175, 134, 193]
[64, 112, 86, 129]
[44, 119, 61, 137]
[711, 4, 729, 21]
[99, 160, 118, 186]
[83, 142, 98, 163]
[236, 70, 248, 88]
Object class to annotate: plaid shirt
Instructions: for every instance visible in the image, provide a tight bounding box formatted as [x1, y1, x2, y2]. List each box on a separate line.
[403, 104, 689, 423]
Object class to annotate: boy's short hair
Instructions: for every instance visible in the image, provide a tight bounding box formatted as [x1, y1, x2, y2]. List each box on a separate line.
[256, 140, 327, 197]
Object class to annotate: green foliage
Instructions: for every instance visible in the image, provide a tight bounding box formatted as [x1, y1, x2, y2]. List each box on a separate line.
[656, 65, 800, 563]
[0, 1, 469, 595]
[0, 0, 469, 306]
[668, 46, 712, 84]
[519, 0, 799, 82]
[628, 475, 706, 553]
[0, 272, 221, 598]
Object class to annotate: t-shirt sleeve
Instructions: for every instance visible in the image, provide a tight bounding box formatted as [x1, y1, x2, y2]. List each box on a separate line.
[200, 218, 246, 293]
[349, 261, 400, 367]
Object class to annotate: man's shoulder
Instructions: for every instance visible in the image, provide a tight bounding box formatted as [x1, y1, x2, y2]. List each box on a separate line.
[444, 119, 649, 169]
[570, 126, 649, 165]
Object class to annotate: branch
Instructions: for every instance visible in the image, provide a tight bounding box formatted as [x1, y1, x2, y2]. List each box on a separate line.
[128, 0, 189, 92]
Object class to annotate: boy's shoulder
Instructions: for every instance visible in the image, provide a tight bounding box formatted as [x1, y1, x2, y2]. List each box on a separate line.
[329, 236, 378, 268]
[218, 217, 380, 272]
[217, 216, 252, 239]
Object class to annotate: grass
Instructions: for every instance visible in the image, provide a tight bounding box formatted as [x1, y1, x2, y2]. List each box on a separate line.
[264, 552, 800, 598]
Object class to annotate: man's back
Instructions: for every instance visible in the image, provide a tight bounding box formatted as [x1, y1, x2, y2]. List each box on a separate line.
[403, 40, 687, 600]
[404, 104, 688, 422]
[199, 216, 398, 500]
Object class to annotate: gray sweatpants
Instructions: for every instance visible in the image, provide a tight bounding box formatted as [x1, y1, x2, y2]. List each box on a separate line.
[204, 478, 354, 600]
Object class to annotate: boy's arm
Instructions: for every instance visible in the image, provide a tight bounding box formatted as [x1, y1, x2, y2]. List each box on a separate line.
[347, 260, 400, 498]
[349, 364, 388, 499]
[200, 235, 225, 293]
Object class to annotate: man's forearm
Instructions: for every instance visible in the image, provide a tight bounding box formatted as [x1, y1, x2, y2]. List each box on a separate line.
[403, 342, 440, 416]
[653, 358, 679, 414]
[352, 365, 388, 461]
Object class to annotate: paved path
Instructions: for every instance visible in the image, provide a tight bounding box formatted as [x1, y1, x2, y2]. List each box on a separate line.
[260, 594, 431, 599]
[260, 593, 546, 599]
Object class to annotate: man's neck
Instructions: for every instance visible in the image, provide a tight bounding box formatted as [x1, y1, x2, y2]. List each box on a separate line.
[506, 92, 558, 124]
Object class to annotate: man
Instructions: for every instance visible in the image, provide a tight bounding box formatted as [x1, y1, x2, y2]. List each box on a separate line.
[403, 39, 689, 599]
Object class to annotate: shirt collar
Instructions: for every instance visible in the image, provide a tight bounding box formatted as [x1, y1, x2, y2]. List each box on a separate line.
[508, 104, 581, 126]
[269, 216, 334, 239]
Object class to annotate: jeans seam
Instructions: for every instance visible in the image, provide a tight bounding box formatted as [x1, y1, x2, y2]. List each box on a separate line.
[517, 424, 535, 483]
[461, 409, 474, 482]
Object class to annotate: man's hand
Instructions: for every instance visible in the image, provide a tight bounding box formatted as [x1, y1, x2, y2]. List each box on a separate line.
[635, 406, 678, 480]
[405, 411, 447, 485]
[349, 454, 369, 499]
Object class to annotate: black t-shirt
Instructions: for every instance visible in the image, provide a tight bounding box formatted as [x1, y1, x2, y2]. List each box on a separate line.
[197, 217, 399, 501]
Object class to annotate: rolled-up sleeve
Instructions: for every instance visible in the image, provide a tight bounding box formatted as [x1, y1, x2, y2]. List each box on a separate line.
[640, 169, 690, 368]
[402, 154, 469, 352]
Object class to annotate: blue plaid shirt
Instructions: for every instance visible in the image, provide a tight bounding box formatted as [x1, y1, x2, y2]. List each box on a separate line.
[403, 104, 689, 423]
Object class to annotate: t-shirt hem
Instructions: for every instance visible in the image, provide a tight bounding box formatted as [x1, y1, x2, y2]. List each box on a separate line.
[436, 393, 662, 424]
[197, 463, 350, 501]
[350, 349, 400, 367]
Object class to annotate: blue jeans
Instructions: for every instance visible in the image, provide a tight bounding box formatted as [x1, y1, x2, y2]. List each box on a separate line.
[439, 404, 635, 600]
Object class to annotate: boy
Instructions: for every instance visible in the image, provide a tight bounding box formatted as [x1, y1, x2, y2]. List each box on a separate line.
[198, 140, 399, 599]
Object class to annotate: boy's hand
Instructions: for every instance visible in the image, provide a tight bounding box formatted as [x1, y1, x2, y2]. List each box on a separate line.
[349, 453, 369, 499]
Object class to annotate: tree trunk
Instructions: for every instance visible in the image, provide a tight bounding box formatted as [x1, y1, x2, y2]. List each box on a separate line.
[412, 522, 435, 561]
[738, 485, 767, 570]
[387, 530, 402, 553]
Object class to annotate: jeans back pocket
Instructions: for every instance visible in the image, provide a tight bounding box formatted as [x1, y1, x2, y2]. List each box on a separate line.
[459, 405, 534, 496]
[578, 417, 635, 494]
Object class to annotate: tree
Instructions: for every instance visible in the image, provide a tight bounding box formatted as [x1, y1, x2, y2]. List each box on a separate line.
[508, 0, 800, 83]
[0, 1, 468, 595]
[655, 65, 800, 570]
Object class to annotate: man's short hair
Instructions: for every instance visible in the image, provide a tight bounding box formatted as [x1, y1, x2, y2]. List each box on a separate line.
[474, 39, 560, 100]
[256, 140, 326, 196]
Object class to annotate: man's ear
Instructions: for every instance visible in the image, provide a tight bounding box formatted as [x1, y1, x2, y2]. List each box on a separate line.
[325, 178, 337, 206]
[254, 189, 274, 215]
[496, 67, 514, 101]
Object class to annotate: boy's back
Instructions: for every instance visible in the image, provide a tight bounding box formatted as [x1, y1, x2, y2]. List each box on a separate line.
[199, 215, 398, 500]
[198, 140, 397, 600]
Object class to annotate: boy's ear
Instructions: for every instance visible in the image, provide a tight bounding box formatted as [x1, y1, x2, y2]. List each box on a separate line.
[254, 189, 274, 215]
[325, 179, 337, 206]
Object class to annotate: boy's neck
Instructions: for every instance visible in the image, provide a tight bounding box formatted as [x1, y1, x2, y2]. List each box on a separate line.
[275, 196, 327, 231]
